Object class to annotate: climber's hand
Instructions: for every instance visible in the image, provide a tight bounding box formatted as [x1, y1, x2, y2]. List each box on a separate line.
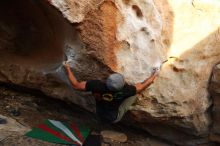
[63, 61, 70, 69]
[151, 67, 159, 75]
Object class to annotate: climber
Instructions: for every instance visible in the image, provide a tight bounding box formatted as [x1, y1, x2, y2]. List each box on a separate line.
[64, 63, 158, 123]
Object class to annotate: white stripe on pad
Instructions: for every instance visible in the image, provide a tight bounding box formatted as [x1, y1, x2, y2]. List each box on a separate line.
[49, 120, 82, 145]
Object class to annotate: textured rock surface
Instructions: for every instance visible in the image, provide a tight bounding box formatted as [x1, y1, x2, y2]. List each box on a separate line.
[0, 0, 165, 109]
[76, 0, 166, 83]
[49, 0, 104, 23]
[0, 0, 220, 145]
[0, 115, 28, 141]
[209, 63, 220, 143]
[101, 130, 127, 143]
[0, 0, 101, 112]
[131, 0, 220, 137]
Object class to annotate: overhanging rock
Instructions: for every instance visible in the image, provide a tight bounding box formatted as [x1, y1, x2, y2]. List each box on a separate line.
[0, 0, 220, 145]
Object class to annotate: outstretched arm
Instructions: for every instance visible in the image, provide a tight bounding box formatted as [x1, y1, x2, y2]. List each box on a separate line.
[135, 71, 158, 93]
[64, 63, 87, 91]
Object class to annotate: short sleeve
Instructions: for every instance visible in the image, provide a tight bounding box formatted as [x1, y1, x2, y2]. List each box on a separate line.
[123, 85, 136, 98]
[85, 80, 105, 93]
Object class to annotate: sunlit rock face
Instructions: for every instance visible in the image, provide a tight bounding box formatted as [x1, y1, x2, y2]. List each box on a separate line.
[0, 0, 220, 145]
[114, 0, 166, 83]
[49, 0, 104, 23]
[129, 0, 220, 144]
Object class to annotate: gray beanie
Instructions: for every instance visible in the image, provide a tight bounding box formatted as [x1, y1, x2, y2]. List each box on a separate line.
[106, 73, 125, 91]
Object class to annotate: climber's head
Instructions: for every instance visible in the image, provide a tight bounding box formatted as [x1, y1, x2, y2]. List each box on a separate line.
[106, 73, 125, 92]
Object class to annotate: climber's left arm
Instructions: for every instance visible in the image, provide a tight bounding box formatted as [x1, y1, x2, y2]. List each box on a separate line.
[134, 71, 157, 93]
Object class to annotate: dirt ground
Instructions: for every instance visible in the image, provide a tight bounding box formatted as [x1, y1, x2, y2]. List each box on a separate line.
[0, 84, 170, 146]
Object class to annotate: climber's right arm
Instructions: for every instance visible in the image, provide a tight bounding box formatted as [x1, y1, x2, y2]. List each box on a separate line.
[64, 63, 87, 91]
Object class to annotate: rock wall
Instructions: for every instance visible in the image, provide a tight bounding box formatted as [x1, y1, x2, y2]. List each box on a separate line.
[0, 0, 220, 145]
[0, 0, 94, 110]
[129, 1, 220, 145]
[209, 63, 220, 143]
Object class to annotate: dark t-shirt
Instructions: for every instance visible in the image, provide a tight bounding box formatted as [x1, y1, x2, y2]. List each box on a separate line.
[86, 80, 136, 122]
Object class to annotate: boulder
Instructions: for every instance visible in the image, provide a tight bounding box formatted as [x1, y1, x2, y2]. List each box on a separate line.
[209, 63, 220, 143]
[0, 0, 220, 145]
[101, 130, 127, 143]
[128, 0, 220, 144]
